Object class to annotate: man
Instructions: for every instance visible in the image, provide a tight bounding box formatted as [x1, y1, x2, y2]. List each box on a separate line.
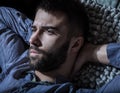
[0, 0, 89, 92]
[0, 0, 120, 93]
[74, 43, 120, 93]
[28, 0, 87, 82]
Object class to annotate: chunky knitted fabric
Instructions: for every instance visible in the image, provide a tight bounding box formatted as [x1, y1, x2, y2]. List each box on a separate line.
[81, 0, 120, 44]
[72, 0, 120, 89]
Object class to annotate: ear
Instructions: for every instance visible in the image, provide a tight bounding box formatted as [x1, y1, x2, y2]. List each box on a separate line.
[69, 36, 84, 53]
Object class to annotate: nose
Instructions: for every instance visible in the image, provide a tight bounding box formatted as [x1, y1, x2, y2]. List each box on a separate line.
[29, 31, 42, 47]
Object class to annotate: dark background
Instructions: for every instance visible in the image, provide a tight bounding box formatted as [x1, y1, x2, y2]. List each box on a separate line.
[0, 0, 39, 19]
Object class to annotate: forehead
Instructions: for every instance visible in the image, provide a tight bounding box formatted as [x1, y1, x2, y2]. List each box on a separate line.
[34, 9, 69, 27]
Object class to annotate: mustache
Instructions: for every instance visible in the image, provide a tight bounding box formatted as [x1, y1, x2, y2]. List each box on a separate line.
[29, 46, 47, 55]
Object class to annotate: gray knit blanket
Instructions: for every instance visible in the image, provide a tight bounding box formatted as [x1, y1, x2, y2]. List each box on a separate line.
[72, 0, 120, 89]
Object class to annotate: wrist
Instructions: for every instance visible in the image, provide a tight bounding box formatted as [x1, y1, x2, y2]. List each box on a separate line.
[94, 44, 109, 64]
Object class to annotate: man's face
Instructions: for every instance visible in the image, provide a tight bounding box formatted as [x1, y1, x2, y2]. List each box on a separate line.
[29, 9, 70, 72]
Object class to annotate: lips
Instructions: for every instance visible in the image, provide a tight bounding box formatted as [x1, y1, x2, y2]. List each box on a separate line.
[30, 49, 39, 55]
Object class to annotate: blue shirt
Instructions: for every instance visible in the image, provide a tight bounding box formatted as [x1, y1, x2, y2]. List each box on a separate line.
[0, 7, 120, 93]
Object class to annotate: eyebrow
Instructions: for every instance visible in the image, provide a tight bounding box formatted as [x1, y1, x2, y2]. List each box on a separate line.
[42, 26, 58, 31]
[31, 25, 59, 33]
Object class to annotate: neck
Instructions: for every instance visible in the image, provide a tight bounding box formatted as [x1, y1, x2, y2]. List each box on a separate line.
[35, 71, 56, 82]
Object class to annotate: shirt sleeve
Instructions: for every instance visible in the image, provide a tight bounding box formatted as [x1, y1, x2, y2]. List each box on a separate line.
[0, 7, 33, 44]
[0, 7, 32, 82]
[107, 43, 120, 68]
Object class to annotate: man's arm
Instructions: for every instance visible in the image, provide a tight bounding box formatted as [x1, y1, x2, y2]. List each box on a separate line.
[107, 43, 120, 68]
[88, 44, 109, 64]
[0, 7, 32, 83]
[0, 7, 32, 44]
[73, 43, 120, 73]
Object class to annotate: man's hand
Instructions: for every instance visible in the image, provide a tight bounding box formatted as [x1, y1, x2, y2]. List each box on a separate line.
[72, 43, 95, 74]
[73, 43, 109, 74]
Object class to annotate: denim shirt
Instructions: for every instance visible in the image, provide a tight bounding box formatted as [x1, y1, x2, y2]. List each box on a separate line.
[0, 7, 120, 93]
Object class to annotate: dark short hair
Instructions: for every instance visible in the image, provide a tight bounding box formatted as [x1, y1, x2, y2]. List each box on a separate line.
[36, 0, 89, 39]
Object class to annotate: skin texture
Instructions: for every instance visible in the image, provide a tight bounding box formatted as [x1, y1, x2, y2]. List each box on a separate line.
[29, 9, 84, 82]
[29, 9, 69, 72]
[73, 43, 109, 74]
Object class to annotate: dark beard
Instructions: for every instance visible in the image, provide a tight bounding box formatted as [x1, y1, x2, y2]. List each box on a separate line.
[29, 41, 69, 72]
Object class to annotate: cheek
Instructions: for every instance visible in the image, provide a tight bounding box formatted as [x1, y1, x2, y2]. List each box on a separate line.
[42, 35, 60, 50]
[42, 35, 65, 51]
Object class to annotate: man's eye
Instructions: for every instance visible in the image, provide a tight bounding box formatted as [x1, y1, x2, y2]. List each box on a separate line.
[31, 28, 36, 32]
[31, 26, 37, 32]
[46, 29, 55, 35]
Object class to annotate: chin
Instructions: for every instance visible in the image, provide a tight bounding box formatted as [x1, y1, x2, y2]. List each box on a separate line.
[29, 55, 43, 64]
